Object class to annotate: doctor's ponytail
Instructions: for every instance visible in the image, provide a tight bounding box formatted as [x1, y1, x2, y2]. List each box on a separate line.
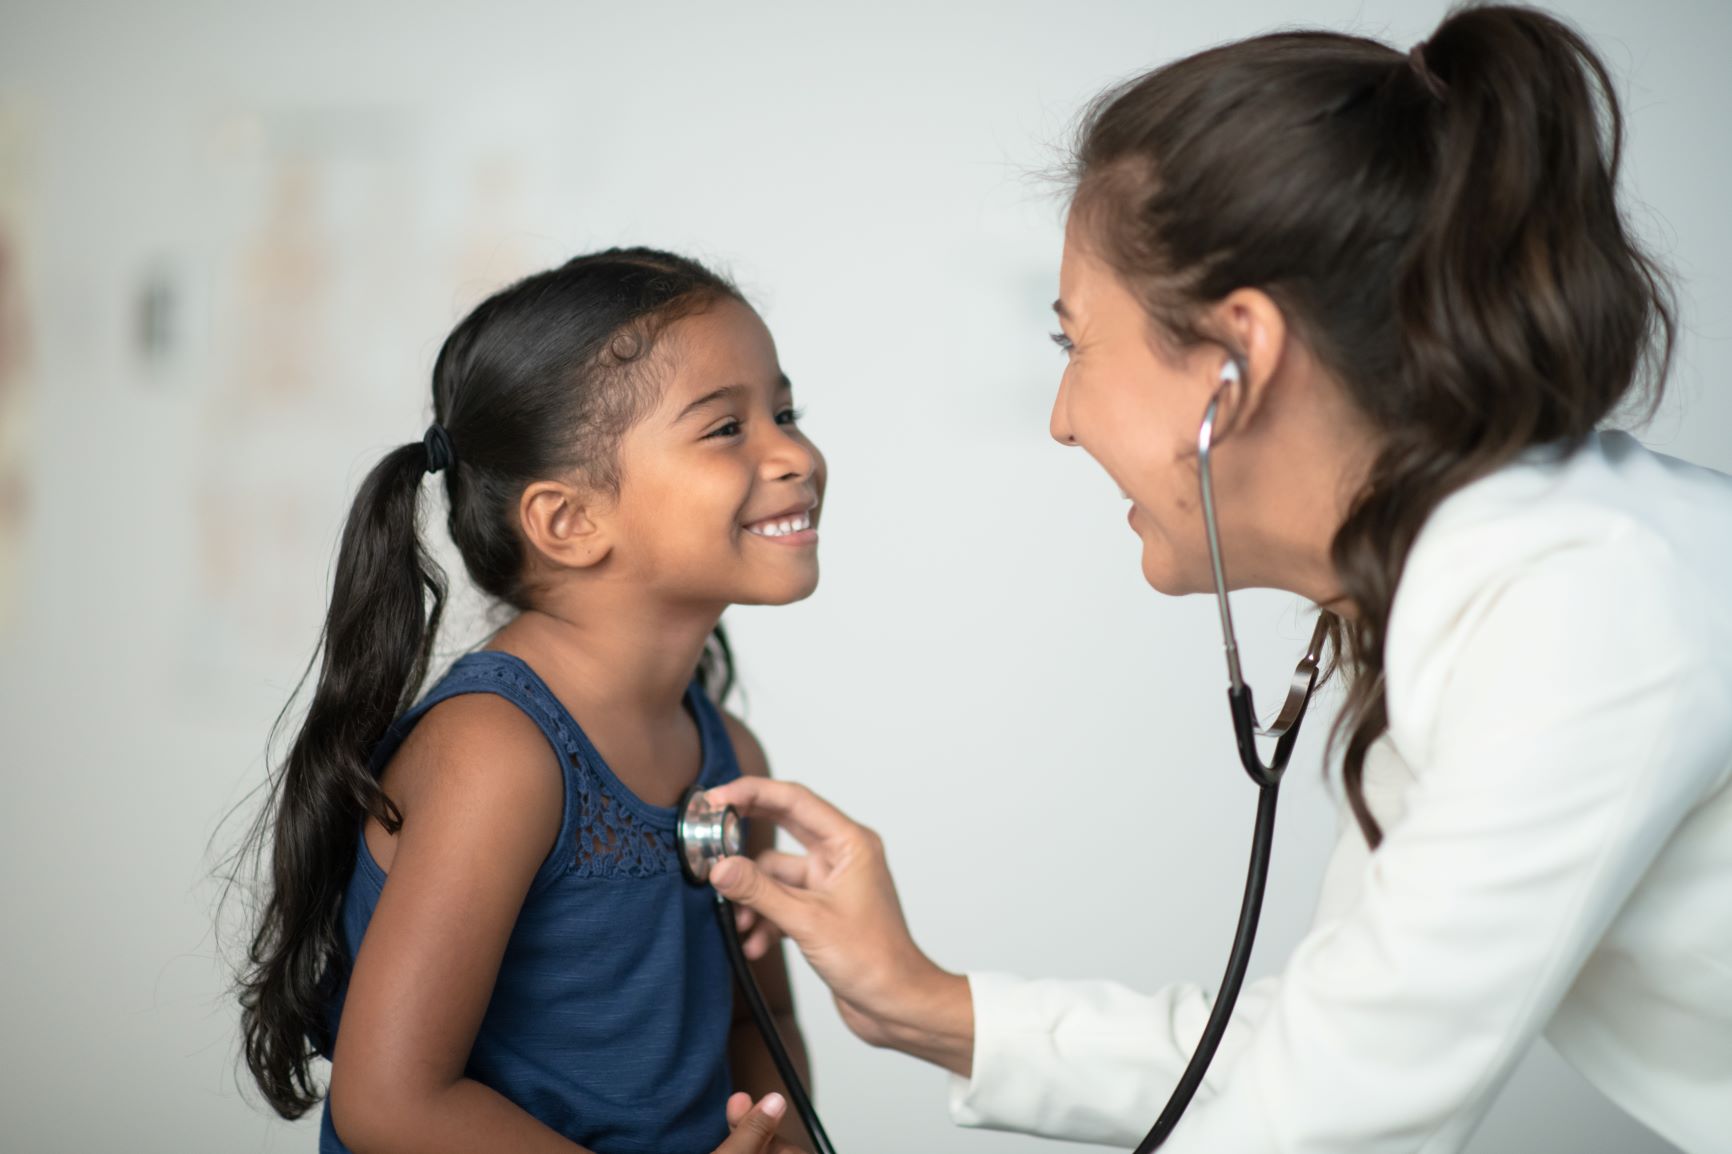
[1070, 3, 1674, 846]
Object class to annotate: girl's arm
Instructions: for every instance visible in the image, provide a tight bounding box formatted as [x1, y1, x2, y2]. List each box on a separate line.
[330, 692, 793, 1154]
[722, 713, 817, 1154]
[326, 693, 592, 1153]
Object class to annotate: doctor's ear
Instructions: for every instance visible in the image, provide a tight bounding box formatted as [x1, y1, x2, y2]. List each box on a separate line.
[1203, 288, 1290, 435]
[518, 479, 614, 571]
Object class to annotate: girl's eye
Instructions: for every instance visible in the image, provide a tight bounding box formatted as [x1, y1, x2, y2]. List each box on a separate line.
[776, 406, 805, 426]
[704, 420, 743, 440]
[1049, 331, 1074, 356]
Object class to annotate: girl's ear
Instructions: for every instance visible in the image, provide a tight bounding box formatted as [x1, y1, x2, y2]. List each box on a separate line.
[519, 479, 613, 571]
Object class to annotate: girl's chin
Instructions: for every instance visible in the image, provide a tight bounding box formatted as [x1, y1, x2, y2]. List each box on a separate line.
[731, 568, 821, 607]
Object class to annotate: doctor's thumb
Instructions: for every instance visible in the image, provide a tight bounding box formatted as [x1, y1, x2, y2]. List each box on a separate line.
[711, 857, 800, 928]
[710, 855, 754, 898]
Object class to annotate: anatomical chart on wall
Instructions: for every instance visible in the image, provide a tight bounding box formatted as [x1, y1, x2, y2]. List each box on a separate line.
[183, 104, 553, 703]
[186, 109, 423, 700]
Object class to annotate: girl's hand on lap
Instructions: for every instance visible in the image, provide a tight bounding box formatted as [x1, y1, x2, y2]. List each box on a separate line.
[718, 1091, 804, 1153]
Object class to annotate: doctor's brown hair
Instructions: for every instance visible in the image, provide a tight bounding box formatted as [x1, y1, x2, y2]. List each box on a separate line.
[1070, 3, 1674, 846]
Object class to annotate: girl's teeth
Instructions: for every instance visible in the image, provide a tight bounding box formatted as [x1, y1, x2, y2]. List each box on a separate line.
[750, 512, 812, 537]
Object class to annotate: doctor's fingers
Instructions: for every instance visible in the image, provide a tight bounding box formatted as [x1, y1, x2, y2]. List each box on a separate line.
[732, 851, 809, 927]
[705, 778, 859, 853]
[711, 854, 815, 941]
[741, 919, 784, 960]
[731, 903, 785, 960]
[734, 853, 805, 957]
[753, 848, 815, 889]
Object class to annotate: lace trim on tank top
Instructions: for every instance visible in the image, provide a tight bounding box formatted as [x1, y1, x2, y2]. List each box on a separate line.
[454, 655, 696, 881]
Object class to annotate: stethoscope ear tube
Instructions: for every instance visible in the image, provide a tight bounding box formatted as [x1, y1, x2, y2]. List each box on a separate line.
[1229, 685, 1280, 788]
[1136, 385, 1326, 1148]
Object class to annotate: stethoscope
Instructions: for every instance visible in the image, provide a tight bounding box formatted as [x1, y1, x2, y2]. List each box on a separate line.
[675, 360, 1326, 1153]
[675, 785, 839, 1154]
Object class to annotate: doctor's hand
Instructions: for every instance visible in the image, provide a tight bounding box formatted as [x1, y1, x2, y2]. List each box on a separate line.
[704, 778, 975, 1077]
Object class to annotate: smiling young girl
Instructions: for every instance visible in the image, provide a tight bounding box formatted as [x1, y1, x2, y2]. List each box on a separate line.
[237, 248, 823, 1154]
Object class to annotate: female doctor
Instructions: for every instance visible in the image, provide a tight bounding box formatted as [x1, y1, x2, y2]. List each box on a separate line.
[709, 6, 1732, 1153]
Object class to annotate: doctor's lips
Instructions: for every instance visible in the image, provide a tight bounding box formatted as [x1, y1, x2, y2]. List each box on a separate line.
[744, 501, 819, 542]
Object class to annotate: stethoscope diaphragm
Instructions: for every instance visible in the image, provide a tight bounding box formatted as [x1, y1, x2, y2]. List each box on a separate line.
[676, 785, 743, 886]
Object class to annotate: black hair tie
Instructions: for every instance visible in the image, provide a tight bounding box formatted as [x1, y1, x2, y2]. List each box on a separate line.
[423, 423, 455, 474]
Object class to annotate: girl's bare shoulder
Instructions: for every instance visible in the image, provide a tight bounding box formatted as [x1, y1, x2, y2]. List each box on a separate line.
[368, 692, 563, 874]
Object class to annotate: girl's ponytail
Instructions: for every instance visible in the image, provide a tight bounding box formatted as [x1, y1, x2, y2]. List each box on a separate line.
[240, 440, 446, 1117]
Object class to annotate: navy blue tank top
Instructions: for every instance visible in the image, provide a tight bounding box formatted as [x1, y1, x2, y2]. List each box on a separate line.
[318, 650, 741, 1153]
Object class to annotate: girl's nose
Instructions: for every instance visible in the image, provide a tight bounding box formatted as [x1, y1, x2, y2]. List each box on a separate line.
[762, 423, 817, 481]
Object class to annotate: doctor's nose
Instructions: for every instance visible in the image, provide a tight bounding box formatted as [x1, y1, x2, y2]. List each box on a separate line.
[1050, 375, 1078, 447]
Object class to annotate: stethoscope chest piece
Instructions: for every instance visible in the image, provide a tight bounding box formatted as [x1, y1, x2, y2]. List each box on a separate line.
[676, 785, 743, 886]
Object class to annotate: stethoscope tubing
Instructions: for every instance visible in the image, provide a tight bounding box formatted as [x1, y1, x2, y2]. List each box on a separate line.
[1135, 779, 1281, 1151]
[713, 891, 839, 1154]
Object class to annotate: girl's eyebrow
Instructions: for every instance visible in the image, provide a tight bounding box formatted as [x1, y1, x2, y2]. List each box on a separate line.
[674, 373, 793, 423]
[676, 384, 747, 423]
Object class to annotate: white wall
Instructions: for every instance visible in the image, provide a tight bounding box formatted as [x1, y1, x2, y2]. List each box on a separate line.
[1, 1, 1727, 1151]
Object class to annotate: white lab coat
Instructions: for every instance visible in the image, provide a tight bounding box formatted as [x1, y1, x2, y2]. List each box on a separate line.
[948, 432, 1732, 1153]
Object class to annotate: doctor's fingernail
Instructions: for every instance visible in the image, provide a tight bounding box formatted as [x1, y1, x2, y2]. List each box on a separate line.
[763, 1093, 786, 1118]
[710, 858, 737, 887]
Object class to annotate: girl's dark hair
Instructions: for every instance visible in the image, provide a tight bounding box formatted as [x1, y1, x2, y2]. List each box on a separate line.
[1070, 4, 1674, 846]
[237, 247, 742, 1118]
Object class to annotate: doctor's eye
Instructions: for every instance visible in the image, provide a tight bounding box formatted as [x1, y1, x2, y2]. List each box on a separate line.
[1049, 331, 1074, 356]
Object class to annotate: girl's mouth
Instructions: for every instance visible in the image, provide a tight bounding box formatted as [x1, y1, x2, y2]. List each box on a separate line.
[745, 508, 816, 543]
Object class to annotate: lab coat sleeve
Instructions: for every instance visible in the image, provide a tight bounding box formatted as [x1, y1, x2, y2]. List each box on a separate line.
[947, 971, 1282, 1145]
[947, 803, 1379, 1145]
[947, 787, 1382, 1146]
[950, 540, 1731, 1151]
